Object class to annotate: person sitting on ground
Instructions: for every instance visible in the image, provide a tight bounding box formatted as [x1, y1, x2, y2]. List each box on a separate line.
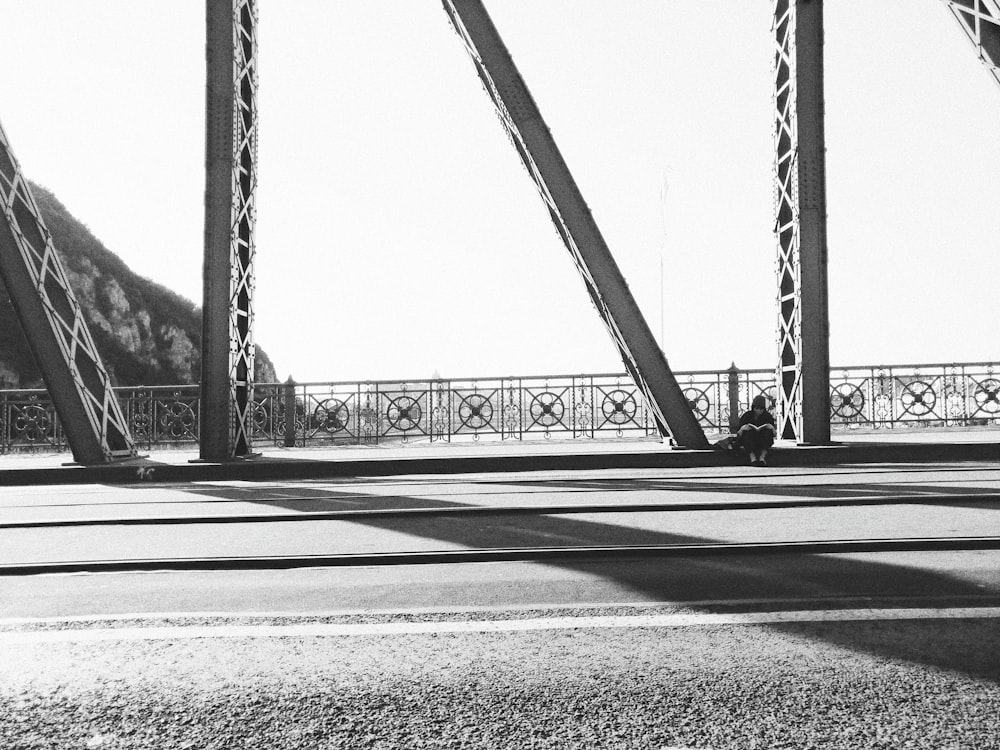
[736, 395, 776, 467]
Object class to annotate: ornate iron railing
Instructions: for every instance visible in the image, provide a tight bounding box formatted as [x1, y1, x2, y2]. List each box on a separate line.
[0, 362, 997, 454]
[827, 363, 1000, 429]
[0, 386, 201, 454]
[270, 374, 664, 446]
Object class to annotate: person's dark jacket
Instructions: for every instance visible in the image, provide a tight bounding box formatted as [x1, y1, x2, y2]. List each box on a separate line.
[738, 409, 776, 430]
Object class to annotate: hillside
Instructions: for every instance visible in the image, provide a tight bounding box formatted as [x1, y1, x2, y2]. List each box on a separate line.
[0, 183, 277, 389]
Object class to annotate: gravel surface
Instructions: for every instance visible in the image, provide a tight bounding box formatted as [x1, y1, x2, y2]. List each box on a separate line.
[2, 617, 998, 749]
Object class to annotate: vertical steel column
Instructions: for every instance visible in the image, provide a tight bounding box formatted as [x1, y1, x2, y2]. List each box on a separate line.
[442, 0, 708, 449]
[941, 1, 1000, 89]
[201, 0, 258, 460]
[773, 0, 831, 444]
[0, 120, 137, 465]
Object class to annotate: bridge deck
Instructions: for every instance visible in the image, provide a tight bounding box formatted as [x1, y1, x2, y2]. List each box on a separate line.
[0, 430, 997, 486]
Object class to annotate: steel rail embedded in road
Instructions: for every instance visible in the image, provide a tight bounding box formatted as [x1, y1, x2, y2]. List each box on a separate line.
[3, 491, 998, 530]
[3, 536, 1000, 576]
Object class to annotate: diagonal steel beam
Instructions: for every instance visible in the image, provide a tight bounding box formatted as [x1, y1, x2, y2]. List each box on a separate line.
[941, 0, 1000, 89]
[0, 120, 137, 464]
[441, 0, 708, 448]
[201, 0, 258, 460]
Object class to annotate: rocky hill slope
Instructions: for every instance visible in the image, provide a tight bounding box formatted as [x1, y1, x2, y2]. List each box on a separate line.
[0, 183, 276, 389]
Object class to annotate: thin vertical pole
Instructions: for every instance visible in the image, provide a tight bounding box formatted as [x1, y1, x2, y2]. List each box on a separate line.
[283, 377, 296, 447]
[659, 254, 665, 350]
[727, 363, 741, 434]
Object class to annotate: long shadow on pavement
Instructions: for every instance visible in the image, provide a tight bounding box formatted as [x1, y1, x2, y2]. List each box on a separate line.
[172, 477, 1000, 681]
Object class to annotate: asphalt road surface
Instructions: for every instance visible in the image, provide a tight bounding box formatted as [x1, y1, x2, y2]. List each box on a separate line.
[2, 461, 999, 748]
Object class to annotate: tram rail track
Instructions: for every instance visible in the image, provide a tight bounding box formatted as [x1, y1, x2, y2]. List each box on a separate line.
[3, 491, 999, 530]
[2, 535, 1000, 576]
[5, 487, 999, 577]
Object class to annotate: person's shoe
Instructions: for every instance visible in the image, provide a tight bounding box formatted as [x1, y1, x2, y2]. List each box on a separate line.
[750, 459, 762, 467]
[758, 458, 767, 467]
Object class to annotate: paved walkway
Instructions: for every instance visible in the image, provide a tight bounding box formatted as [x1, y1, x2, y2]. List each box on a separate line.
[2, 445, 998, 748]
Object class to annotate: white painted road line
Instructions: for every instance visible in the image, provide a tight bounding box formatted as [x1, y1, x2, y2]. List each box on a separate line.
[2, 607, 999, 644]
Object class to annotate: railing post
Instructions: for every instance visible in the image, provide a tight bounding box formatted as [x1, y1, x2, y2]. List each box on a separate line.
[283, 376, 297, 448]
[727, 363, 742, 434]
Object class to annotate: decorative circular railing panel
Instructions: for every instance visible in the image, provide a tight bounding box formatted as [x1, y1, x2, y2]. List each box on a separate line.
[458, 393, 494, 431]
[528, 391, 566, 430]
[683, 386, 712, 422]
[314, 398, 350, 433]
[0, 362, 997, 454]
[831, 383, 866, 420]
[12, 403, 54, 445]
[899, 380, 938, 418]
[974, 378, 1000, 415]
[385, 393, 425, 434]
[157, 398, 198, 441]
[600, 389, 638, 426]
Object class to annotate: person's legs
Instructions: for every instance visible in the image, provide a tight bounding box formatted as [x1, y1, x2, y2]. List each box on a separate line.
[736, 431, 757, 463]
[754, 432, 774, 466]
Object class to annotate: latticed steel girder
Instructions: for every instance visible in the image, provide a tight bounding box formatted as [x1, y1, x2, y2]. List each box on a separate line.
[772, 0, 831, 444]
[943, 0, 1000, 88]
[441, 0, 708, 449]
[773, 0, 801, 440]
[201, 0, 258, 460]
[0, 121, 137, 464]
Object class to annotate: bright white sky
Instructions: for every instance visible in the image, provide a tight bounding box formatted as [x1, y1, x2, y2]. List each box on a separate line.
[0, 1, 997, 383]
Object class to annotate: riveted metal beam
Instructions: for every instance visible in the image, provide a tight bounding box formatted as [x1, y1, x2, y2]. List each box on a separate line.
[942, 0, 1000, 89]
[773, 0, 831, 444]
[442, 0, 708, 449]
[0, 121, 137, 464]
[202, 0, 258, 460]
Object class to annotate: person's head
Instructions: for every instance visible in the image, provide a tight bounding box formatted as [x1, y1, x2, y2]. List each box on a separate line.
[751, 395, 767, 413]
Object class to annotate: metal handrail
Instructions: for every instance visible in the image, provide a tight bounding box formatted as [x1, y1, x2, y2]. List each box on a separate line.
[1, 361, 997, 453]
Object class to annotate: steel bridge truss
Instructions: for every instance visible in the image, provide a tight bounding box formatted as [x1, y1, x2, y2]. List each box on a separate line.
[193, 0, 1000, 455]
[0, 122, 137, 465]
[943, 0, 1000, 88]
[774, 0, 802, 441]
[201, 0, 258, 460]
[772, 0, 832, 443]
[442, 0, 708, 449]
[3, 1, 998, 460]
[771, 0, 998, 443]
